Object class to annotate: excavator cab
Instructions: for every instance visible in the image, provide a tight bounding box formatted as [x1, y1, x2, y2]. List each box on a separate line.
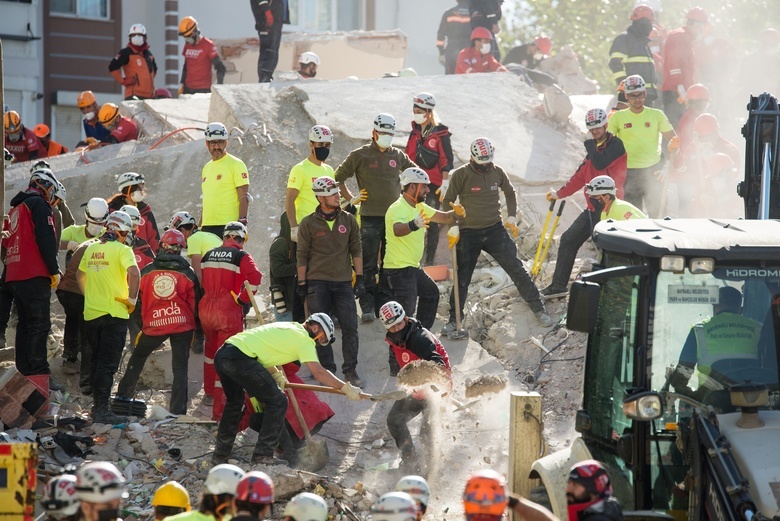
[739, 93, 780, 219]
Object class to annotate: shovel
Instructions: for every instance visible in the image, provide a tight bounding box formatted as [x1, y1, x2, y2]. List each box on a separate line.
[285, 382, 407, 402]
[449, 243, 469, 340]
[243, 280, 265, 325]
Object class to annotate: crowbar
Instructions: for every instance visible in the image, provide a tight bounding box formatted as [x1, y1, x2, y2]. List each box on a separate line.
[532, 200, 566, 278]
[531, 200, 556, 275]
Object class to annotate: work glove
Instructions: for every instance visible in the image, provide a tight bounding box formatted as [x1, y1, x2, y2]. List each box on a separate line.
[341, 382, 362, 400]
[504, 216, 520, 238]
[447, 225, 460, 249]
[438, 54, 446, 66]
[354, 275, 365, 299]
[264, 10, 274, 27]
[178, 84, 184, 96]
[50, 274, 61, 289]
[230, 291, 248, 307]
[449, 201, 466, 218]
[121, 76, 138, 86]
[271, 369, 287, 389]
[296, 282, 308, 299]
[546, 190, 558, 202]
[436, 179, 449, 202]
[667, 136, 680, 152]
[115, 296, 137, 314]
[84, 137, 98, 146]
[350, 188, 368, 206]
[290, 226, 298, 243]
[409, 210, 430, 231]
[676, 85, 687, 104]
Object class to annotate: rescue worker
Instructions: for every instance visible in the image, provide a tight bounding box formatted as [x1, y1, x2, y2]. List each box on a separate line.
[463, 469, 560, 521]
[77, 211, 140, 424]
[75, 91, 110, 147]
[455, 27, 508, 74]
[98, 103, 139, 144]
[4, 110, 47, 163]
[335, 113, 417, 322]
[232, 471, 274, 520]
[108, 23, 157, 100]
[565, 461, 623, 521]
[283, 492, 329, 521]
[200, 221, 261, 420]
[380, 301, 452, 472]
[58, 198, 109, 381]
[297, 176, 364, 385]
[151, 481, 191, 520]
[371, 492, 418, 521]
[201, 122, 250, 236]
[286, 125, 335, 243]
[675, 83, 710, 154]
[168, 210, 222, 283]
[2, 168, 61, 391]
[107, 172, 161, 253]
[166, 464, 245, 521]
[33, 124, 68, 156]
[117, 229, 199, 415]
[380, 168, 457, 330]
[436, 0, 472, 74]
[503, 35, 552, 69]
[269, 212, 304, 322]
[586, 175, 646, 221]
[178, 16, 227, 94]
[119, 204, 155, 271]
[542, 109, 627, 298]
[212, 314, 362, 466]
[443, 138, 553, 330]
[396, 475, 430, 520]
[74, 461, 128, 521]
[661, 7, 708, 127]
[250, 0, 290, 83]
[404, 93, 454, 265]
[608, 4, 658, 106]
[297, 52, 320, 78]
[42, 474, 80, 521]
[606, 75, 677, 218]
[470, 0, 503, 59]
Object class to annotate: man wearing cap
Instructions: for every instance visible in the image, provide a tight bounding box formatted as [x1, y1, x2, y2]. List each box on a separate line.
[75, 91, 110, 147]
[565, 460, 623, 521]
[335, 114, 417, 322]
[297, 176, 364, 386]
[503, 35, 552, 70]
[74, 461, 129, 521]
[298, 51, 320, 79]
[33, 124, 68, 157]
[455, 27, 508, 74]
[609, 5, 659, 107]
[436, 0, 472, 74]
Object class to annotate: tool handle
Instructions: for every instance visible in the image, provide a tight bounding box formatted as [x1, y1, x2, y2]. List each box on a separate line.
[285, 381, 371, 400]
[243, 280, 265, 325]
[285, 387, 314, 442]
[556, 199, 566, 216]
[548, 200, 556, 212]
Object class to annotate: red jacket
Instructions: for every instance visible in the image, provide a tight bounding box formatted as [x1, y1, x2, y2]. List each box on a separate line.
[556, 133, 627, 211]
[108, 199, 160, 254]
[138, 253, 200, 336]
[386, 318, 451, 399]
[455, 47, 508, 74]
[661, 26, 696, 91]
[131, 236, 155, 271]
[405, 124, 454, 186]
[2, 190, 59, 282]
[200, 240, 262, 303]
[5, 127, 47, 162]
[106, 116, 138, 144]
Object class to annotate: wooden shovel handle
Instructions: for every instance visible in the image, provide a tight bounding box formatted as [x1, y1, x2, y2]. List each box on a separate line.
[284, 381, 371, 400]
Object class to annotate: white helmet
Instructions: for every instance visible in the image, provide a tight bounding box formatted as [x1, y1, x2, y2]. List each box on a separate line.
[204, 464, 245, 496]
[284, 492, 329, 521]
[585, 108, 608, 130]
[312, 176, 340, 197]
[379, 301, 406, 330]
[106, 211, 133, 233]
[586, 175, 617, 196]
[396, 475, 430, 509]
[370, 492, 418, 521]
[85, 198, 110, 224]
[42, 474, 81, 519]
[168, 211, 197, 230]
[30, 168, 59, 190]
[470, 137, 495, 164]
[624, 74, 646, 94]
[299, 51, 320, 65]
[413, 92, 436, 111]
[374, 113, 396, 133]
[309, 125, 334, 144]
[307, 312, 335, 344]
[117, 172, 144, 191]
[223, 221, 247, 240]
[400, 167, 430, 187]
[75, 461, 128, 503]
[119, 205, 141, 227]
[30, 159, 52, 173]
[128, 23, 147, 36]
[54, 181, 67, 202]
[205, 122, 228, 141]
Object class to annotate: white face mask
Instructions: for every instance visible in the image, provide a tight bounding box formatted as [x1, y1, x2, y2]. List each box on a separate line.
[185, 36, 196, 45]
[413, 113, 427, 125]
[130, 35, 145, 46]
[376, 134, 394, 148]
[650, 46, 660, 54]
[131, 191, 144, 203]
[84, 111, 95, 121]
[480, 43, 492, 55]
[86, 223, 105, 236]
[533, 52, 544, 60]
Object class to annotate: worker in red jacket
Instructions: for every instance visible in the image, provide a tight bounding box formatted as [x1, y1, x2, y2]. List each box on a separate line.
[200, 221, 262, 420]
[98, 103, 139, 144]
[117, 230, 199, 415]
[107, 172, 161, 254]
[455, 27, 508, 74]
[4, 110, 47, 163]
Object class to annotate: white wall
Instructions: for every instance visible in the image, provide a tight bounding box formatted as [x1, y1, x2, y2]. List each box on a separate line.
[1, 0, 45, 126]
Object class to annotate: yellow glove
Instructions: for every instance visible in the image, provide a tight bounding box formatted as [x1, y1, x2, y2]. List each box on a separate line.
[449, 201, 466, 218]
[230, 290, 240, 305]
[350, 188, 368, 205]
[411, 210, 430, 230]
[504, 216, 520, 238]
[668, 136, 680, 152]
[546, 190, 558, 202]
[271, 368, 288, 389]
[341, 382, 362, 400]
[447, 225, 460, 249]
[50, 274, 60, 288]
[114, 297, 137, 314]
[436, 179, 450, 202]
[676, 85, 687, 104]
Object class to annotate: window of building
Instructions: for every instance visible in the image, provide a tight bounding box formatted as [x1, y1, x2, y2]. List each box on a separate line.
[287, 0, 364, 32]
[1, 1, 34, 4]
[50, 0, 109, 19]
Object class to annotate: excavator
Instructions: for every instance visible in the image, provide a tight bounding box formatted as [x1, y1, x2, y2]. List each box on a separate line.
[527, 93, 780, 521]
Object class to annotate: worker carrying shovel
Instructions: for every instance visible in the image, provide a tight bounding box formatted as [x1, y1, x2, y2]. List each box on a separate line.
[212, 313, 362, 467]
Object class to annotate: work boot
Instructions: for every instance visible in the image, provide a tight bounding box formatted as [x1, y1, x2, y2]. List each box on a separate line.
[92, 406, 129, 425]
[49, 377, 66, 392]
[343, 371, 365, 388]
[251, 454, 289, 466]
[211, 453, 230, 466]
[440, 322, 457, 335]
[62, 359, 80, 375]
[541, 284, 568, 298]
[80, 385, 92, 396]
[361, 311, 375, 323]
[534, 310, 554, 327]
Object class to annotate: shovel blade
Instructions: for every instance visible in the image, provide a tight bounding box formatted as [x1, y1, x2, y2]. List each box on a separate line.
[364, 390, 409, 402]
[296, 439, 329, 472]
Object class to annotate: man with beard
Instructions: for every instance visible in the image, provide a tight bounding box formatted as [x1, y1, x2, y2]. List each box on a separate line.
[609, 4, 659, 106]
[564, 461, 623, 521]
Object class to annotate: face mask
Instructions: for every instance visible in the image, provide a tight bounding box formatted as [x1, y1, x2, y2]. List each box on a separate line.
[589, 196, 605, 212]
[185, 36, 196, 44]
[87, 223, 104, 236]
[131, 191, 144, 203]
[413, 113, 427, 125]
[84, 111, 95, 121]
[376, 134, 394, 148]
[472, 160, 492, 173]
[130, 35, 145, 46]
[314, 147, 330, 161]
[533, 52, 544, 60]
[480, 42, 492, 55]
[650, 45, 660, 54]
[7, 131, 22, 142]
[633, 18, 653, 38]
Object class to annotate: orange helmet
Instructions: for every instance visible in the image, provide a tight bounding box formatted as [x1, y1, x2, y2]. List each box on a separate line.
[470, 27, 492, 41]
[3, 111, 22, 133]
[630, 5, 655, 21]
[178, 16, 198, 37]
[33, 124, 50, 138]
[694, 113, 719, 136]
[686, 6, 708, 23]
[535, 35, 552, 55]
[686, 84, 710, 101]
[77, 90, 97, 108]
[463, 470, 507, 517]
[705, 153, 735, 174]
[98, 103, 121, 126]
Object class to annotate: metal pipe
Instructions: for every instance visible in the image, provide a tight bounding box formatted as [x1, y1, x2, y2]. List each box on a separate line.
[758, 143, 772, 220]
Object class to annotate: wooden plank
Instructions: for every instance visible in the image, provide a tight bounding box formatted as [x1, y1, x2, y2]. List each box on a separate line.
[508, 392, 545, 501]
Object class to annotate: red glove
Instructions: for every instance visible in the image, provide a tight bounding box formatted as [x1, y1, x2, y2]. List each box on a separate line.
[265, 11, 274, 26]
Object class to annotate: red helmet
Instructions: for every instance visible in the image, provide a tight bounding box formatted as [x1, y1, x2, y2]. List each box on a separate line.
[686, 6, 708, 23]
[568, 460, 612, 498]
[470, 27, 493, 41]
[463, 470, 507, 516]
[155, 88, 173, 99]
[234, 471, 274, 505]
[630, 5, 654, 21]
[694, 113, 719, 136]
[686, 84, 710, 101]
[534, 35, 552, 55]
[160, 229, 187, 253]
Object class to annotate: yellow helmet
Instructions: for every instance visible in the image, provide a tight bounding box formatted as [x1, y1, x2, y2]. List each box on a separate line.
[77, 90, 97, 108]
[151, 481, 191, 510]
[178, 16, 198, 37]
[98, 103, 120, 126]
[3, 111, 22, 133]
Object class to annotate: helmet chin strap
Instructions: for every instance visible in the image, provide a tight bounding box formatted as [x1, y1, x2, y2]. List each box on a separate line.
[403, 184, 422, 205]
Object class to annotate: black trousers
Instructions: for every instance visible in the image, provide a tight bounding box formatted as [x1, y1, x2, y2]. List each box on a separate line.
[387, 395, 427, 460]
[7, 277, 52, 375]
[549, 209, 600, 289]
[84, 315, 128, 410]
[56, 290, 91, 387]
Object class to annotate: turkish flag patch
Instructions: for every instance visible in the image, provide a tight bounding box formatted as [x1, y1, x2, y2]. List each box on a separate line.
[624, 212, 633, 219]
[242, 172, 248, 179]
[624, 123, 632, 129]
[644, 122, 651, 127]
